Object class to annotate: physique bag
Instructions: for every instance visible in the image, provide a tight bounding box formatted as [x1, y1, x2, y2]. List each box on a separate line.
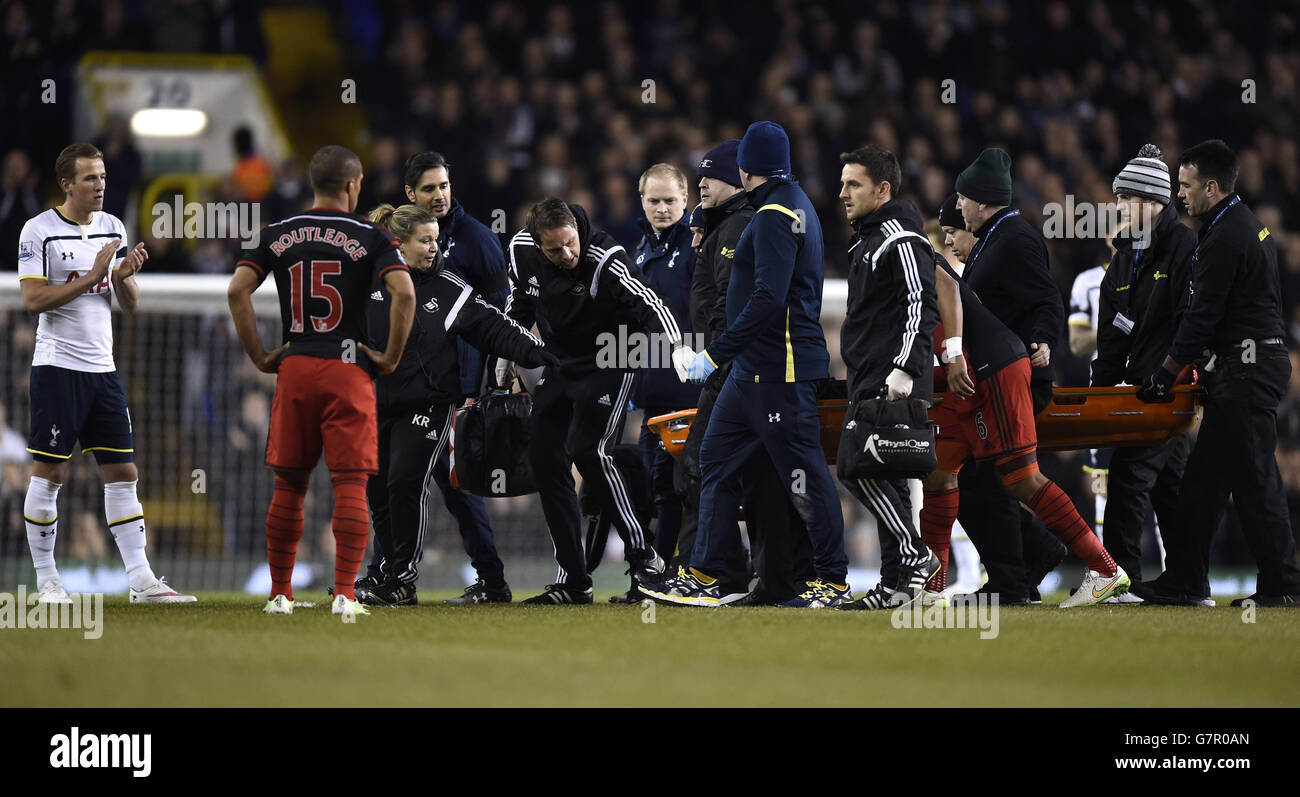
[449, 390, 537, 496]
[837, 397, 936, 480]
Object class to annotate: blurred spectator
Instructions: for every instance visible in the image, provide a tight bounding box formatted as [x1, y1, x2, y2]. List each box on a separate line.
[230, 126, 274, 202]
[94, 113, 143, 221]
[356, 136, 403, 211]
[1, 148, 41, 258]
[145, 0, 211, 53]
[265, 156, 311, 221]
[0, 400, 31, 558]
[0, 401, 27, 466]
[68, 509, 111, 561]
[98, 0, 147, 51]
[141, 230, 192, 273]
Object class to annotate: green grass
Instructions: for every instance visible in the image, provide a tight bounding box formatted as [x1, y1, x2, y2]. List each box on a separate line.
[3, 592, 1298, 707]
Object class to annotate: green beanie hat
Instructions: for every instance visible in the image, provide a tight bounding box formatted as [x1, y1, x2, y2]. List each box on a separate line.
[955, 148, 1013, 206]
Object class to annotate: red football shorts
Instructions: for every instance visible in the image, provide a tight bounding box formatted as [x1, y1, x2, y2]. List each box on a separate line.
[265, 355, 378, 474]
[933, 357, 1038, 475]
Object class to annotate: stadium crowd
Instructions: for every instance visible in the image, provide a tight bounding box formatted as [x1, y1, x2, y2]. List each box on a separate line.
[4, 0, 1300, 592]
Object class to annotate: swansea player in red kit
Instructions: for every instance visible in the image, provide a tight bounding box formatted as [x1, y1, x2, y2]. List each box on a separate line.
[923, 230, 1129, 607]
[227, 145, 416, 617]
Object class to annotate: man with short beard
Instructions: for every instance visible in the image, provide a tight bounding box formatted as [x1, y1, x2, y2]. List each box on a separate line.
[1132, 139, 1300, 607]
[390, 151, 515, 605]
[835, 145, 940, 609]
[501, 198, 685, 603]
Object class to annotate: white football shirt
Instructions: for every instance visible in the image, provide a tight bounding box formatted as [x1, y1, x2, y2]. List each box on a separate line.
[1068, 264, 1106, 362]
[17, 208, 128, 372]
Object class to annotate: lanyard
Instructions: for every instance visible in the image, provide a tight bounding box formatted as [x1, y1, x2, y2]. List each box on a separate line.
[1192, 195, 1240, 263]
[967, 209, 1021, 271]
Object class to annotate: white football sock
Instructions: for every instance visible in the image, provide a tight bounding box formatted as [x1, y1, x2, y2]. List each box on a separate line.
[25, 476, 61, 584]
[105, 480, 157, 591]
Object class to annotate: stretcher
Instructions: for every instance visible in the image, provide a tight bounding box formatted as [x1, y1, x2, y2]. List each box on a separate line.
[646, 386, 1202, 465]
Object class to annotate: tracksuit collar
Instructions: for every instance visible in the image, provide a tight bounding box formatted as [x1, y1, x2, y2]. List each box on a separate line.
[1194, 193, 1239, 227]
[638, 213, 691, 251]
[745, 177, 790, 208]
[972, 205, 1016, 239]
[1113, 200, 1180, 255]
[850, 198, 924, 236]
[701, 190, 748, 235]
[439, 197, 466, 239]
[410, 246, 445, 284]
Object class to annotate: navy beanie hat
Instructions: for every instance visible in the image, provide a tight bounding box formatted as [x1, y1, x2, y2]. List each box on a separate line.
[737, 121, 791, 178]
[697, 140, 742, 187]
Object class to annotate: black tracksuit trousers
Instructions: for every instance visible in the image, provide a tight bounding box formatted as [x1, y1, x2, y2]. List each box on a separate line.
[366, 404, 456, 585]
[531, 367, 652, 590]
[1162, 389, 1300, 598]
[1103, 434, 1189, 581]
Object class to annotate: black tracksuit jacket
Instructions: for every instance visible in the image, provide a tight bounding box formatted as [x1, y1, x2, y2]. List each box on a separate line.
[840, 199, 939, 403]
[503, 203, 682, 375]
[690, 190, 754, 346]
[1092, 200, 1196, 387]
[368, 253, 549, 416]
[962, 207, 1064, 392]
[1167, 194, 1288, 402]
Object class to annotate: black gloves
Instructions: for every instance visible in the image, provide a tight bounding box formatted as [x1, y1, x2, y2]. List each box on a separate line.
[1136, 366, 1176, 403]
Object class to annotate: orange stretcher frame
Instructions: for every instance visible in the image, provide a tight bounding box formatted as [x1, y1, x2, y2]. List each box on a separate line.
[646, 386, 1202, 465]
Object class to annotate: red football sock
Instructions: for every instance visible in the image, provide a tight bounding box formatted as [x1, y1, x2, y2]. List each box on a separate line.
[1027, 480, 1116, 577]
[921, 488, 959, 591]
[266, 474, 308, 600]
[330, 473, 371, 600]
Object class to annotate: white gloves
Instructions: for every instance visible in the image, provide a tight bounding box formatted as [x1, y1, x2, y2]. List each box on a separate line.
[671, 345, 695, 383]
[886, 368, 914, 400]
[495, 358, 516, 388]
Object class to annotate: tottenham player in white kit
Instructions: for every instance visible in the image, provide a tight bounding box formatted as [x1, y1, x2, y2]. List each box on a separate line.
[17, 143, 194, 604]
[1068, 261, 1110, 537]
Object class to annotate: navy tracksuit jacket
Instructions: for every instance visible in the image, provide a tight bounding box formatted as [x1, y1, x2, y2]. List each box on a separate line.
[631, 213, 702, 566]
[692, 178, 848, 583]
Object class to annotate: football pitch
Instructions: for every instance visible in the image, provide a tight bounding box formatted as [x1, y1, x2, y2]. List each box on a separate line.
[4, 592, 1298, 707]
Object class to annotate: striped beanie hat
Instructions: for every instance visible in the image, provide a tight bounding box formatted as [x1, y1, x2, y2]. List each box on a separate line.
[1112, 144, 1171, 203]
